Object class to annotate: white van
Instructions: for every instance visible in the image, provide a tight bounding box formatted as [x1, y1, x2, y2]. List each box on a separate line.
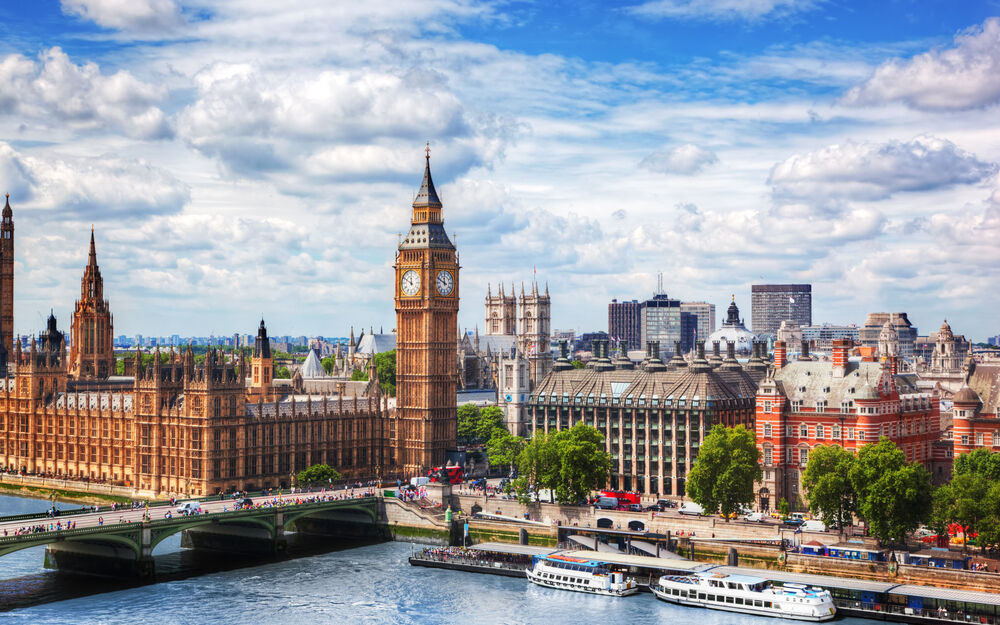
[678, 502, 704, 516]
[801, 520, 827, 532]
[176, 501, 201, 515]
[409, 476, 430, 487]
[743, 511, 766, 523]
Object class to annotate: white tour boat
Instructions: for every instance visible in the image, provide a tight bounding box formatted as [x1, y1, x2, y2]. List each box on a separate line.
[652, 571, 836, 621]
[526, 554, 639, 596]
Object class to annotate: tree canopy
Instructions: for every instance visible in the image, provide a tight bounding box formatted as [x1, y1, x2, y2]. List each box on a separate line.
[933, 450, 1000, 552]
[486, 428, 525, 475]
[685, 424, 762, 520]
[296, 464, 341, 486]
[457, 404, 505, 445]
[513, 424, 611, 505]
[372, 350, 396, 396]
[801, 444, 856, 531]
[850, 438, 931, 545]
[350, 368, 367, 381]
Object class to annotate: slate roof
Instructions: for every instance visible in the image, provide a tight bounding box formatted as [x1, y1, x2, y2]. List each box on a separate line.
[356, 333, 396, 355]
[966, 363, 1000, 414]
[300, 349, 326, 378]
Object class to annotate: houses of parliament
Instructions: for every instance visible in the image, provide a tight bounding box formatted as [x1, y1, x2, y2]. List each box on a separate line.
[0, 151, 457, 496]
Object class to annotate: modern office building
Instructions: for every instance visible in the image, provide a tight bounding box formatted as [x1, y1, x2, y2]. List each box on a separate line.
[800, 323, 860, 351]
[608, 299, 641, 351]
[640, 294, 696, 357]
[858, 312, 918, 362]
[680, 301, 716, 342]
[750, 284, 812, 335]
[530, 339, 763, 496]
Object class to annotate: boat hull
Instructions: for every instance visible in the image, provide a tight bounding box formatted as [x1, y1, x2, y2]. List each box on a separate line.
[651, 586, 836, 622]
[526, 568, 639, 597]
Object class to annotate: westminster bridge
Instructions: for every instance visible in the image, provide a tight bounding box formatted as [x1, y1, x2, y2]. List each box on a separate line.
[0, 493, 383, 577]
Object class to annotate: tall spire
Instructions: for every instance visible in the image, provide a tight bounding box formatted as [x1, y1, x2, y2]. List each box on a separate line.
[2, 193, 11, 220]
[88, 226, 97, 268]
[412, 142, 442, 211]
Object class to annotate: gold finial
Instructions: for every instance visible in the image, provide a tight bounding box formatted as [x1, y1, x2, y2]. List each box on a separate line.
[425, 141, 431, 159]
[731, 293, 735, 302]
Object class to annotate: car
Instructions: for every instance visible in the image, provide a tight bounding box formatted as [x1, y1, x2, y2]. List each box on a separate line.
[782, 517, 804, 527]
[627, 503, 643, 513]
[238, 498, 254, 509]
[656, 499, 677, 509]
[645, 503, 665, 512]
[595, 496, 618, 510]
[743, 511, 766, 523]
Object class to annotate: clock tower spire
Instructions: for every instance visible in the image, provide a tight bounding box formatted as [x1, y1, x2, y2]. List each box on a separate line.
[393, 145, 459, 474]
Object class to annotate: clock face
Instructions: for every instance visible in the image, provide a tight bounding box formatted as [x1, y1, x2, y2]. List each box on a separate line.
[436, 270, 454, 296]
[400, 269, 421, 296]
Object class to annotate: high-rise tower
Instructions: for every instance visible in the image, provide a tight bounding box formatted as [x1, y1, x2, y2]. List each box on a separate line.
[394, 146, 459, 473]
[70, 228, 114, 379]
[0, 194, 13, 350]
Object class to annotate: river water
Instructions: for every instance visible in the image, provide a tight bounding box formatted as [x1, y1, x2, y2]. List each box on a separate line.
[0, 494, 872, 625]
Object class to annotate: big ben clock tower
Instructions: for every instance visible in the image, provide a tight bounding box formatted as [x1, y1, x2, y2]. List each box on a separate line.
[394, 145, 459, 473]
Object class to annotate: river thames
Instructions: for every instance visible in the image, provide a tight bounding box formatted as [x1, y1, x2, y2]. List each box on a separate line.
[0, 494, 873, 625]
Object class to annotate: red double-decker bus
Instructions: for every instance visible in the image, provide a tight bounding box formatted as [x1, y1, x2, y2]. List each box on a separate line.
[598, 490, 640, 505]
[428, 466, 464, 484]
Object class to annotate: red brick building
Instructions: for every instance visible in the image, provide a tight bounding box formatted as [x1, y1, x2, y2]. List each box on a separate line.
[755, 339, 939, 511]
[952, 362, 1000, 456]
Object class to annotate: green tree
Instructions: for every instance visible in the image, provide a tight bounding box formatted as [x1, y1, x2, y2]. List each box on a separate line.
[570, 360, 585, 369]
[476, 406, 505, 441]
[517, 432, 560, 503]
[778, 497, 790, 519]
[321, 356, 335, 375]
[553, 423, 612, 504]
[954, 449, 1000, 481]
[296, 464, 342, 487]
[802, 444, 856, 532]
[932, 472, 991, 552]
[457, 404, 480, 444]
[372, 350, 396, 396]
[850, 438, 932, 546]
[350, 368, 368, 381]
[276, 366, 291, 379]
[685, 424, 762, 520]
[486, 428, 526, 475]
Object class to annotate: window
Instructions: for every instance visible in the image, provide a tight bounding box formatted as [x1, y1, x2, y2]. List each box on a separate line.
[785, 448, 793, 464]
[800, 447, 809, 466]
[763, 423, 772, 437]
[858, 431, 866, 441]
[816, 424, 824, 439]
[763, 401, 772, 412]
[961, 435, 969, 446]
[993, 431, 1000, 447]
[785, 425, 793, 437]
[764, 447, 773, 465]
[832, 425, 841, 439]
[799, 424, 808, 437]
[976, 433, 983, 446]
[791, 400, 801, 412]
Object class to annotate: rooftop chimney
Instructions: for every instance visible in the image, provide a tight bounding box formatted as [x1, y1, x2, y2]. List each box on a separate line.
[774, 340, 787, 369]
[832, 338, 849, 377]
[798, 339, 811, 361]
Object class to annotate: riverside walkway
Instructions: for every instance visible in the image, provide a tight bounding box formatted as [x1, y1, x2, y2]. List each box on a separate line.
[0, 491, 380, 577]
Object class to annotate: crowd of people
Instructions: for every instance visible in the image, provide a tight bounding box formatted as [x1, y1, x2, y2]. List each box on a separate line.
[3, 519, 78, 537]
[418, 546, 531, 568]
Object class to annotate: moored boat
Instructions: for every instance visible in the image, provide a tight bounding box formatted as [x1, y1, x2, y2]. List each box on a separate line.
[652, 571, 836, 621]
[526, 554, 639, 596]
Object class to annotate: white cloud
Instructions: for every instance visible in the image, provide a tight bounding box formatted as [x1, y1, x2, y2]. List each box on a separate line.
[843, 18, 1000, 111]
[626, 0, 819, 21]
[60, 0, 182, 32]
[0, 142, 189, 218]
[767, 135, 997, 202]
[177, 63, 510, 181]
[640, 144, 718, 175]
[0, 48, 171, 139]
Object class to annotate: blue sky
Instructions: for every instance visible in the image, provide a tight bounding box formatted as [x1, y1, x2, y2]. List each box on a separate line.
[0, 0, 998, 341]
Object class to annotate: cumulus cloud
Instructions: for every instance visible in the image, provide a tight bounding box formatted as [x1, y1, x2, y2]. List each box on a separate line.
[626, 0, 819, 21]
[177, 63, 509, 181]
[0, 142, 189, 218]
[61, 0, 182, 32]
[639, 144, 718, 175]
[0, 48, 171, 139]
[843, 18, 1000, 111]
[767, 135, 997, 202]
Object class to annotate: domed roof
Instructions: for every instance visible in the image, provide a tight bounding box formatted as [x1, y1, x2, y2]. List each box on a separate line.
[937, 319, 954, 342]
[953, 385, 981, 405]
[709, 296, 754, 355]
